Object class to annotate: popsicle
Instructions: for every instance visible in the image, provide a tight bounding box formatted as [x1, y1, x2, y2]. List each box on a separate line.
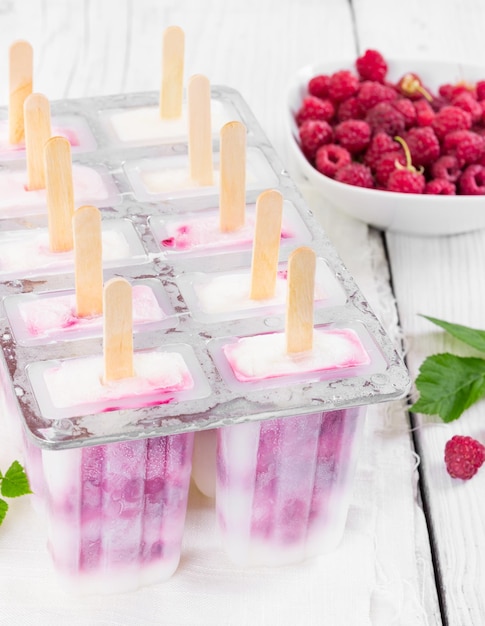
[0, 41, 96, 156]
[104, 26, 240, 145]
[214, 247, 370, 566]
[176, 189, 339, 321]
[0, 139, 143, 279]
[20, 279, 196, 593]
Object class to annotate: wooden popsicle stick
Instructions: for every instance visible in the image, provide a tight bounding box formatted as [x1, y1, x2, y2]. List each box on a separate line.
[285, 246, 316, 354]
[219, 120, 246, 232]
[24, 93, 52, 190]
[249, 189, 283, 300]
[188, 74, 213, 186]
[9, 40, 33, 144]
[160, 25, 185, 119]
[103, 277, 134, 382]
[45, 136, 74, 252]
[73, 205, 103, 318]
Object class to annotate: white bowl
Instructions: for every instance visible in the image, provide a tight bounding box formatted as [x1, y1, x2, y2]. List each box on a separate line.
[287, 58, 485, 236]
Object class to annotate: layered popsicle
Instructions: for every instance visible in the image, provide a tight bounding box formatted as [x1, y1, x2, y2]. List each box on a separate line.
[2, 279, 208, 593]
[216, 407, 365, 566]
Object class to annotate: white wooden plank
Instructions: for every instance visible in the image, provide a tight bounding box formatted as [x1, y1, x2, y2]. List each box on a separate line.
[354, 0, 485, 623]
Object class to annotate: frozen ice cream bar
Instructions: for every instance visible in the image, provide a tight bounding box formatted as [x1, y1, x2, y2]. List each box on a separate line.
[177, 257, 347, 322]
[0, 163, 120, 218]
[0, 219, 146, 279]
[0, 114, 97, 159]
[124, 147, 277, 201]
[222, 327, 371, 383]
[216, 408, 365, 566]
[42, 433, 194, 593]
[102, 99, 241, 147]
[28, 345, 209, 419]
[151, 200, 311, 257]
[5, 281, 173, 345]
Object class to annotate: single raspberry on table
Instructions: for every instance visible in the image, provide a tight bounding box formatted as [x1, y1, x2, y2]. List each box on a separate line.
[295, 96, 335, 126]
[451, 92, 482, 124]
[334, 162, 374, 188]
[328, 70, 359, 103]
[403, 126, 440, 167]
[387, 168, 426, 193]
[298, 120, 334, 160]
[308, 74, 331, 99]
[337, 97, 365, 122]
[315, 144, 352, 177]
[414, 99, 436, 126]
[459, 164, 485, 194]
[364, 132, 400, 169]
[431, 105, 472, 140]
[444, 435, 485, 480]
[425, 179, 456, 194]
[357, 80, 397, 112]
[355, 49, 388, 83]
[374, 150, 406, 186]
[334, 119, 371, 153]
[366, 102, 406, 135]
[443, 129, 485, 166]
[430, 155, 461, 182]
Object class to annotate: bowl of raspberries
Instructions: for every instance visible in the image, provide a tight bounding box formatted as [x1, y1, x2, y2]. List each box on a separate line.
[287, 50, 485, 235]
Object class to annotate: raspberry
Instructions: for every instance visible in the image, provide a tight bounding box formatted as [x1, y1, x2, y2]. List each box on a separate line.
[393, 98, 416, 128]
[403, 127, 440, 167]
[414, 99, 435, 126]
[387, 168, 425, 193]
[328, 70, 359, 103]
[364, 132, 400, 169]
[334, 163, 374, 188]
[334, 120, 371, 153]
[476, 80, 485, 101]
[431, 105, 472, 140]
[459, 164, 485, 194]
[439, 82, 475, 101]
[397, 73, 433, 101]
[430, 155, 461, 182]
[366, 102, 406, 135]
[337, 97, 365, 122]
[374, 150, 406, 186]
[295, 96, 335, 126]
[444, 435, 485, 480]
[298, 120, 334, 160]
[308, 75, 331, 99]
[443, 130, 485, 166]
[355, 49, 388, 83]
[358, 80, 397, 112]
[315, 144, 351, 178]
[425, 179, 456, 194]
[452, 92, 482, 123]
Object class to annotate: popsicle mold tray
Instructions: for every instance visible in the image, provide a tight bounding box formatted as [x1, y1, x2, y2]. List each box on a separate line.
[0, 87, 410, 450]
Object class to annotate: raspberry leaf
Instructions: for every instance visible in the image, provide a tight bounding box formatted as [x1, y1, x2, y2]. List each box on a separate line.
[0, 499, 7, 525]
[0, 461, 31, 498]
[411, 353, 485, 422]
[421, 314, 485, 353]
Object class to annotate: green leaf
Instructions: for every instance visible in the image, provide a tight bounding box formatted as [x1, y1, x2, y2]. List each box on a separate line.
[421, 314, 485, 353]
[0, 499, 7, 526]
[0, 461, 32, 498]
[411, 353, 485, 422]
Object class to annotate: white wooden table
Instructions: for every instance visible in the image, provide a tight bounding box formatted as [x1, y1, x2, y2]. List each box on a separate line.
[1, 1, 484, 624]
